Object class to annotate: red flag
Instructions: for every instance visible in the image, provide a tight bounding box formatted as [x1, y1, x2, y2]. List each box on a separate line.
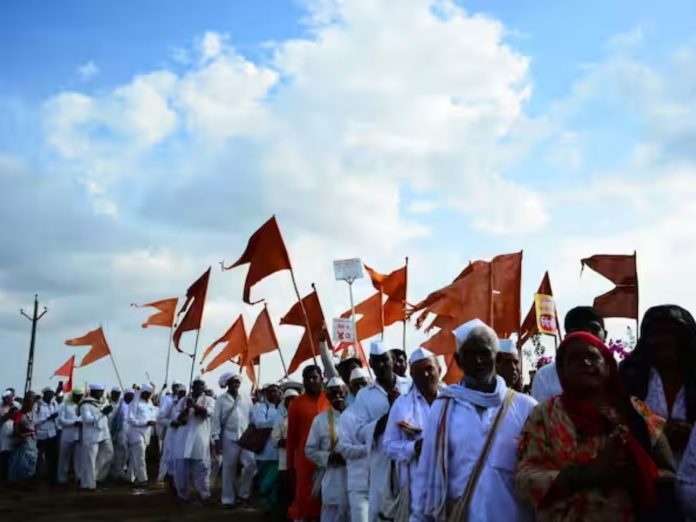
[247, 307, 280, 360]
[173, 267, 211, 353]
[581, 253, 638, 320]
[203, 316, 247, 373]
[224, 216, 292, 304]
[281, 290, 326, 374]
[53, 356, 75, 393]
[135, 297, 178, 328]
[65, 327, 112, 367]
[518, 271, 558, 347]
[340, 292, 383, 341]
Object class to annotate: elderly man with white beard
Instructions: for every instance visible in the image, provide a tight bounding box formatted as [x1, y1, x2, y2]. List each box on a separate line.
[383, 347, 443, 521]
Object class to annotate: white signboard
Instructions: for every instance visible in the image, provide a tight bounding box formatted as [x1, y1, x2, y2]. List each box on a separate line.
[333, 318, 356, 344]
[333, 258, 364, 282]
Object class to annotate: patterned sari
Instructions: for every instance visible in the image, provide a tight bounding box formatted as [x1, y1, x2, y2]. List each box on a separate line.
[515, 396, 665, 522]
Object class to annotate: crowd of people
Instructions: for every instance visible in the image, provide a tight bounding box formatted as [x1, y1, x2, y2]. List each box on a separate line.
[1, 304, 696, 521]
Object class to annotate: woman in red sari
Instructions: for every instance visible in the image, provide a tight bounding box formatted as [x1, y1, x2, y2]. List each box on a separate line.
[515, 332, 675, 521]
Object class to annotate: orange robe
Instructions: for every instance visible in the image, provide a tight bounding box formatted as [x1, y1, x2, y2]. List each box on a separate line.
[287, 392, 330, 520]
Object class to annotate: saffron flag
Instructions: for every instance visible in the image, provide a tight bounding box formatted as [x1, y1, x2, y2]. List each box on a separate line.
[53, 355, 76, 393]
[518, 271, 559, 347]
[246, 306, 280, 360]
[65, 327, 112, 367]
[490, 251, 523, 338]
[443, 354, 464, 385]
[422, 328, 457, 356]
[203, 315, 247, 373]
[173, 267, 211, 353]
[365, 263, 408, 324]
[135, 297, 178, 329]
[581, 253, 638, 320]
[281, 290, 326, 374]
[224, 216, 292, 304]
[340, 292, 383, 341]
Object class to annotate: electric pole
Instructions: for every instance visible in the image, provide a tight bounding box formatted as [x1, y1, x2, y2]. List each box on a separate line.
[21, 295, 48, 396]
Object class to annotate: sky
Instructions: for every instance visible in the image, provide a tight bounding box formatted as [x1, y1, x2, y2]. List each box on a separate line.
[2, 0, 696, 393]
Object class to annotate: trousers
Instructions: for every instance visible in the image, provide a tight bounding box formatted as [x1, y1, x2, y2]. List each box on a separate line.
[128, 439, 147, 483]
[348, 490, 369, 522]
[221, 438, 256, 505]
[37, 436, 59, 483]
[57, 440, 81, 485]
[80, 439, 114, 490]
[174, 458, 211, 501]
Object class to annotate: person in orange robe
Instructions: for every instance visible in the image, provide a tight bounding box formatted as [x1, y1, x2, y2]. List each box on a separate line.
[287, 365, 330, 521]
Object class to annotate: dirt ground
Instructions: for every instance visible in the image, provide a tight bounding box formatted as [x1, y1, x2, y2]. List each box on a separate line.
[0, 484, 268, 521]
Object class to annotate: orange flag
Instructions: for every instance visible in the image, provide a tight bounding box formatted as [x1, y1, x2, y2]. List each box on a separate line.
[443, 354, 464, 384]
[224, 216, 292, 304]
[581, 253, 638, 320]
[281, 290, 326, 374]
[247, 306, 280, 360]
[518, 271, 559, 347]
[53, 355, 76, 393]
[365, 263, 408, 324]
[490, 251, 523, 338]
[135, 297, 178, 328]
[422, 328, 457, 356]
[173, 267, 211, 353]
[203, 315, 247, 373]
[340, 292, 383, 341]
[66, 327, 112, 367]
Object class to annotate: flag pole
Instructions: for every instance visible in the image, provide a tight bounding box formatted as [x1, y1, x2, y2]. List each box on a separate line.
[257, 357, 262, 389]
[109, 351, 124, 390]
[277, 345, 289, 378]
[290, 270, 319, 366]
[348, 279, 360, 357]
[402, 256, 409, 353]
[188, 329, 202, 388]
[163, 325, 174, 388]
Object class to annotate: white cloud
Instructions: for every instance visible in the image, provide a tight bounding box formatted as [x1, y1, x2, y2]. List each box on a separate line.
[77, 60, 100, 81]
[408, 200, 438, 214]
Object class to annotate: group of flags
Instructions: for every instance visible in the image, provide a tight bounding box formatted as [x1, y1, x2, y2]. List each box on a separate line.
[52, 213, 640, 391]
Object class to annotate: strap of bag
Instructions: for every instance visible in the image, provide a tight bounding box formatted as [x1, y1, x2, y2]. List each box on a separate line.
[448, 388, 516, 522]
[328, 408, 337, 450]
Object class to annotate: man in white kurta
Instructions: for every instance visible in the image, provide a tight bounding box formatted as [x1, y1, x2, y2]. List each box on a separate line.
[110, 388, 134, 481]
[35, 387, 60, 483]
[158, 386, 186, 484]
[78, 384, 115, 490]
[57, 388, 83, 485]
[412, 319, 537, 522]
[173, 377, 216, 503]
[211, 371, 255, 507]
[306, 377, 350, 522]
[351, 341, 412, 522]
[383, 348, 442, 520]
[127, 384, 157, 485]
[251, 383, 281, 513]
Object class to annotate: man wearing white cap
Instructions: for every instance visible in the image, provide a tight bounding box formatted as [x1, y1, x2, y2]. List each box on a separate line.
[110, 388, 135, 482]
[349, 340, 411, 522]
[173, 376, 215, 504]
[306, 377, 350, 522]
[57, 387, 84, 485]
[78, 384, 115, 491]
[127, 384, 157, 486]
[272, 388, 299, 520]
[159, 385, 187, 485]
[35, 386, 60, 484]
[496, 339, 522, 392]
[157, 381, 183, 454]
[412, 319, 537, 522]
[383, 347, 442, 520]
[251, 383, 282, 514]
[211, 370, 255, 507]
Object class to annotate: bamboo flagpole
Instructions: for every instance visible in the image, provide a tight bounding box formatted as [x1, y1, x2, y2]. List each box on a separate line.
[163, 325, 174, 388]
[402, 256, 408, 352]
[291, 272, 319, 366]
[188, 330, 202, 389]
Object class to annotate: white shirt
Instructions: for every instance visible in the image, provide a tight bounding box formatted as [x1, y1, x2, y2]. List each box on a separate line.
[678, 425, 696, 520]
[158, 394, 176, 428]
[1, 402, 19, 452]
[211, 391, 253, 442]
[646, 367, 687, 420]
[337, 405, 369, 492]
[34, 399, 58, 440]
[306, 408, 348, 507]
[413, 389, 537, 522]
[58, 401, 81, 443]
[271, 407, 289, 471]
[79, 398, 112, 445]
[174, 394, 215, 461]
[251, 401, 280, 460]
[530, 362, 561, 403]
[383, 385, 437, 512]
[127, 398, 157, 445]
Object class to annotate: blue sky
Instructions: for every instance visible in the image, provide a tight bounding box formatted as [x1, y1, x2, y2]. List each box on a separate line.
[1, 0, 696, 391]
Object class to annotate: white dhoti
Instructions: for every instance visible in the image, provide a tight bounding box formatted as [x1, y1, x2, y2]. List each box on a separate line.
[348, 490, 369, 522]
[220, 438, 255, 505]
[111, 441, 128, 480]
[175, 458, 211, 501]
[57, 440, 81, 485]
[322, 504, 350, 522]
[128, 439, 147, 483]
[81, 439, 114, 489]
[368, 451, 391, 521]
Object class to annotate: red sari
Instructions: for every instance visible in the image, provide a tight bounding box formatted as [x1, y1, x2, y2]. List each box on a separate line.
[286, 392, 330, 520]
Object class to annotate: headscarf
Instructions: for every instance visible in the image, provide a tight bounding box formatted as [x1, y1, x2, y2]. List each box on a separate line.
[619, 304, 696, 422]
[557, 331, 658, 513]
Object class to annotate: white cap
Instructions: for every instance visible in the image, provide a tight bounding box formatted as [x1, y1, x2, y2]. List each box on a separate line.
[192, 375, 205, 384]
[42, 386, 53, 393]
[409, 346, 435, 365]
[452, 318, 496, 347]
[218, 371, 239, 388]
[327, 377, 346, 388]
[283, 389, 299, 399]
[89, 383, 104, 391]
[72, 387, 84, 395]
[498, 339, 517, 354]
[369, 340, 389, 356]
[172, 380, 184, 388]
[141, 383, 154, 394]
[123, 388, 135, 395]
[2, 389, 13, 398]
[349, 367, 369, 382]
[111, 386, 122, 393]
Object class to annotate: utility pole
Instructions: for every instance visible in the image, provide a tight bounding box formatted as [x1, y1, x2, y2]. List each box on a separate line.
[21, 295, 48, 396]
